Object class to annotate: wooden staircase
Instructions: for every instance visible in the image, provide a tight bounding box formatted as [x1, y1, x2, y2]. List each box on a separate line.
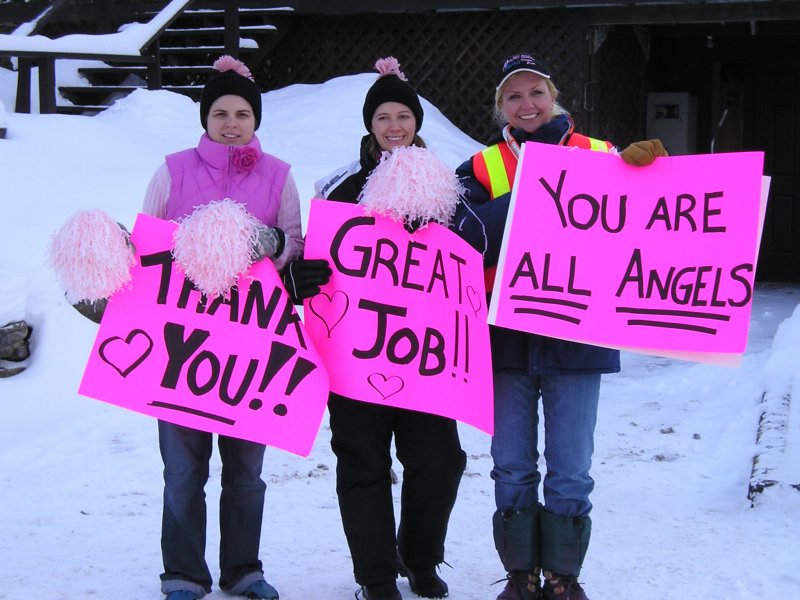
[1, 1, 293, 115]
[56, 2, 292, 115]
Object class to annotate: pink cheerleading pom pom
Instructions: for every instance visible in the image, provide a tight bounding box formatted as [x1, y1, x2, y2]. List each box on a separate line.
[212, 54, 254, 80]
[374, 56, 407, 81]
[48, 209, 136, 303]
[358, 146, 464, 229]
[172, 200, 261, 298]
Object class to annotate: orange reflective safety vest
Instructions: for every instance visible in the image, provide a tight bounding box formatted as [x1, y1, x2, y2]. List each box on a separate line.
[472, 130, 614, 292]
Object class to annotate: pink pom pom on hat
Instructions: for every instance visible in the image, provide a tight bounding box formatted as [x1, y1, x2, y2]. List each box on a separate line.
[213, 54, 254, 80]
[362, 56, 423, 133]
[48, 209, 136, 303]
[172, 199, 262, 299]
[200, 55, 262, 130]
[374, 56, 408, 81]
[358, 146, 464, 230]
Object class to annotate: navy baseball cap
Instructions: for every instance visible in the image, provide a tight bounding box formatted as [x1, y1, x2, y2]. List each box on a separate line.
[496, 53, 552, 90]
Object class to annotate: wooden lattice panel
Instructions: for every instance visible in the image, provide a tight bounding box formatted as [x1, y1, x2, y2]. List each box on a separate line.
[258, 9, 592, 144]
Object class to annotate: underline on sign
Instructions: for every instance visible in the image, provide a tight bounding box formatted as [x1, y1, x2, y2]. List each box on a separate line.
[149, 401, 236, 425]
[615, 306, 731, 321]
[510, 295, 589, 310]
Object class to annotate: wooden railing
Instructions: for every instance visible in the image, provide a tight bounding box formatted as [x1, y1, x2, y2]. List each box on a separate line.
[0, 0, 193, 113]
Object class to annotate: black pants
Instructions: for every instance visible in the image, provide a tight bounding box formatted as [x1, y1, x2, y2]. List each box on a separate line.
[329, 394, 467, 586]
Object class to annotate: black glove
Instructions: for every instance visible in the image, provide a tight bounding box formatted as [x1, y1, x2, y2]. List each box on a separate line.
[281, 259, 332, 303]
[404, 217, 424, 234]
[72, 297, 109, 324]
[117, 221, 137, 253]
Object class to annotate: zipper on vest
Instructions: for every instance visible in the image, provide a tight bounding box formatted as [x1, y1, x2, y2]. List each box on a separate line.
[226, 145, 234, 198]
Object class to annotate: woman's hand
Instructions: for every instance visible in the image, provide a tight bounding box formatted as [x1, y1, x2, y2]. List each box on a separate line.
[620, 139, 668, 166]
[281, 259, 332, 303]
[252, 225, 286, 260]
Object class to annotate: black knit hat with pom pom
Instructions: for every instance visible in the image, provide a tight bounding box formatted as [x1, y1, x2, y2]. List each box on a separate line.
[362, 57, 423, 133]
[200, 55, 262, 130]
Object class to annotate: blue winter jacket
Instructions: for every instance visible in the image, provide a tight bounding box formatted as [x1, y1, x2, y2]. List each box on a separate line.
[453, 116, 621, 375]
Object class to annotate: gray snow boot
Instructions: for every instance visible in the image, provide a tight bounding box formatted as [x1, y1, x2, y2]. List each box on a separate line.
[493, 505, 542, 600]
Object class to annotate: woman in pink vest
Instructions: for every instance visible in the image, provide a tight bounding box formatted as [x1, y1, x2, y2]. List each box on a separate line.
[142, 56, 303, 600]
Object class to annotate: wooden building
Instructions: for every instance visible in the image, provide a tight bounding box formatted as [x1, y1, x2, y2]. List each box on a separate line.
[1, 0, 799, 281]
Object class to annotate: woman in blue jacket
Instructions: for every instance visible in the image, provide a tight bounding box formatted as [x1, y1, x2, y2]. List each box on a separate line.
[453, 52, 666, 600]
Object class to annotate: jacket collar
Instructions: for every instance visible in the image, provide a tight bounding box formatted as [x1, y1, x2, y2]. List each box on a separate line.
[505, 113, 574, 153]
[196, 133, 263, 169]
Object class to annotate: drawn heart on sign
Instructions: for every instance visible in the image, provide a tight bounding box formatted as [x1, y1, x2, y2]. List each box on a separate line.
[309, 291, 350, 337]
[466, 285, 482, 316]
[98, 329, 154, 377]
[367, 373, 405, 400]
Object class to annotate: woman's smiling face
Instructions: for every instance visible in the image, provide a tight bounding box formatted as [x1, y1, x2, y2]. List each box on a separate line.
[206, 95, 256, 146]
[498, 71, 555, 134]
[371, 101, 417, 152]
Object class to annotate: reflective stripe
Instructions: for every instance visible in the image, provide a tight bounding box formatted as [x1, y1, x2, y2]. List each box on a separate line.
[482, 144, 512, 198]
[474, 132, 612, 293]
[588, 137, 611, 152]
[477, 134, 609, 206]
[568, 132, 612, 152]
[473, 149, 492, 194]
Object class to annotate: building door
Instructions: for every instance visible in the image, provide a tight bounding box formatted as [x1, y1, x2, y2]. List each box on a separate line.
[647, 23, 800, 283]
[753, 40, 800, 282]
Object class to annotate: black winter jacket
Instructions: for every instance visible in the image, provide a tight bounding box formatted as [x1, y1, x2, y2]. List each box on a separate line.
[319, 135, 378, 204]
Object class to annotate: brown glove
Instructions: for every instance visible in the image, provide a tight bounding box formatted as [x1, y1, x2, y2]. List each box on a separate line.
[620, 139, 668, 166]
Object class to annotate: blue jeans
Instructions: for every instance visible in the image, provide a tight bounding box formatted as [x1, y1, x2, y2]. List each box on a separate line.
[490, 371, 600, 518]
[158, 421, 267, 597]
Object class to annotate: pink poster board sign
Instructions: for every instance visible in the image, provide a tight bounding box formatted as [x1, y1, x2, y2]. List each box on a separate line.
[303, 200, 494, 434]
[488, 142, 765, 356]
[79, 213, 330, 457]
[617, 174, 771, 366]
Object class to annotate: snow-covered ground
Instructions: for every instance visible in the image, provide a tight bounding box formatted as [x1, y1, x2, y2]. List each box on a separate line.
[1, 63, 799, 600]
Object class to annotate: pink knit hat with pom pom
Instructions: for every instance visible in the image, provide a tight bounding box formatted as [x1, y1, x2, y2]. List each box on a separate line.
[200, 55, 262, 130]
[362, 57, 423, 133]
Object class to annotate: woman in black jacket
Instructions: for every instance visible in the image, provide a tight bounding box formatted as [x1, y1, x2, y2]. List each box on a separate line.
[311, 57, 467, 600]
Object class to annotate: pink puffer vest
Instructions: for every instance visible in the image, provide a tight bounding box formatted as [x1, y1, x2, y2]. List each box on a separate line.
[165, 133, 289, 225]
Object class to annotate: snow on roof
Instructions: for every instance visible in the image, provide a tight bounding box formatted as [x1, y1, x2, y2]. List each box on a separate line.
[0, 0, 192, 57]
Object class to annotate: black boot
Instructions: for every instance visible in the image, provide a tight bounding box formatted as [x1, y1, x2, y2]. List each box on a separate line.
[539, 510, 591, 600]
[397, 552, 448, 598]
[360, 580, 403, 600]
